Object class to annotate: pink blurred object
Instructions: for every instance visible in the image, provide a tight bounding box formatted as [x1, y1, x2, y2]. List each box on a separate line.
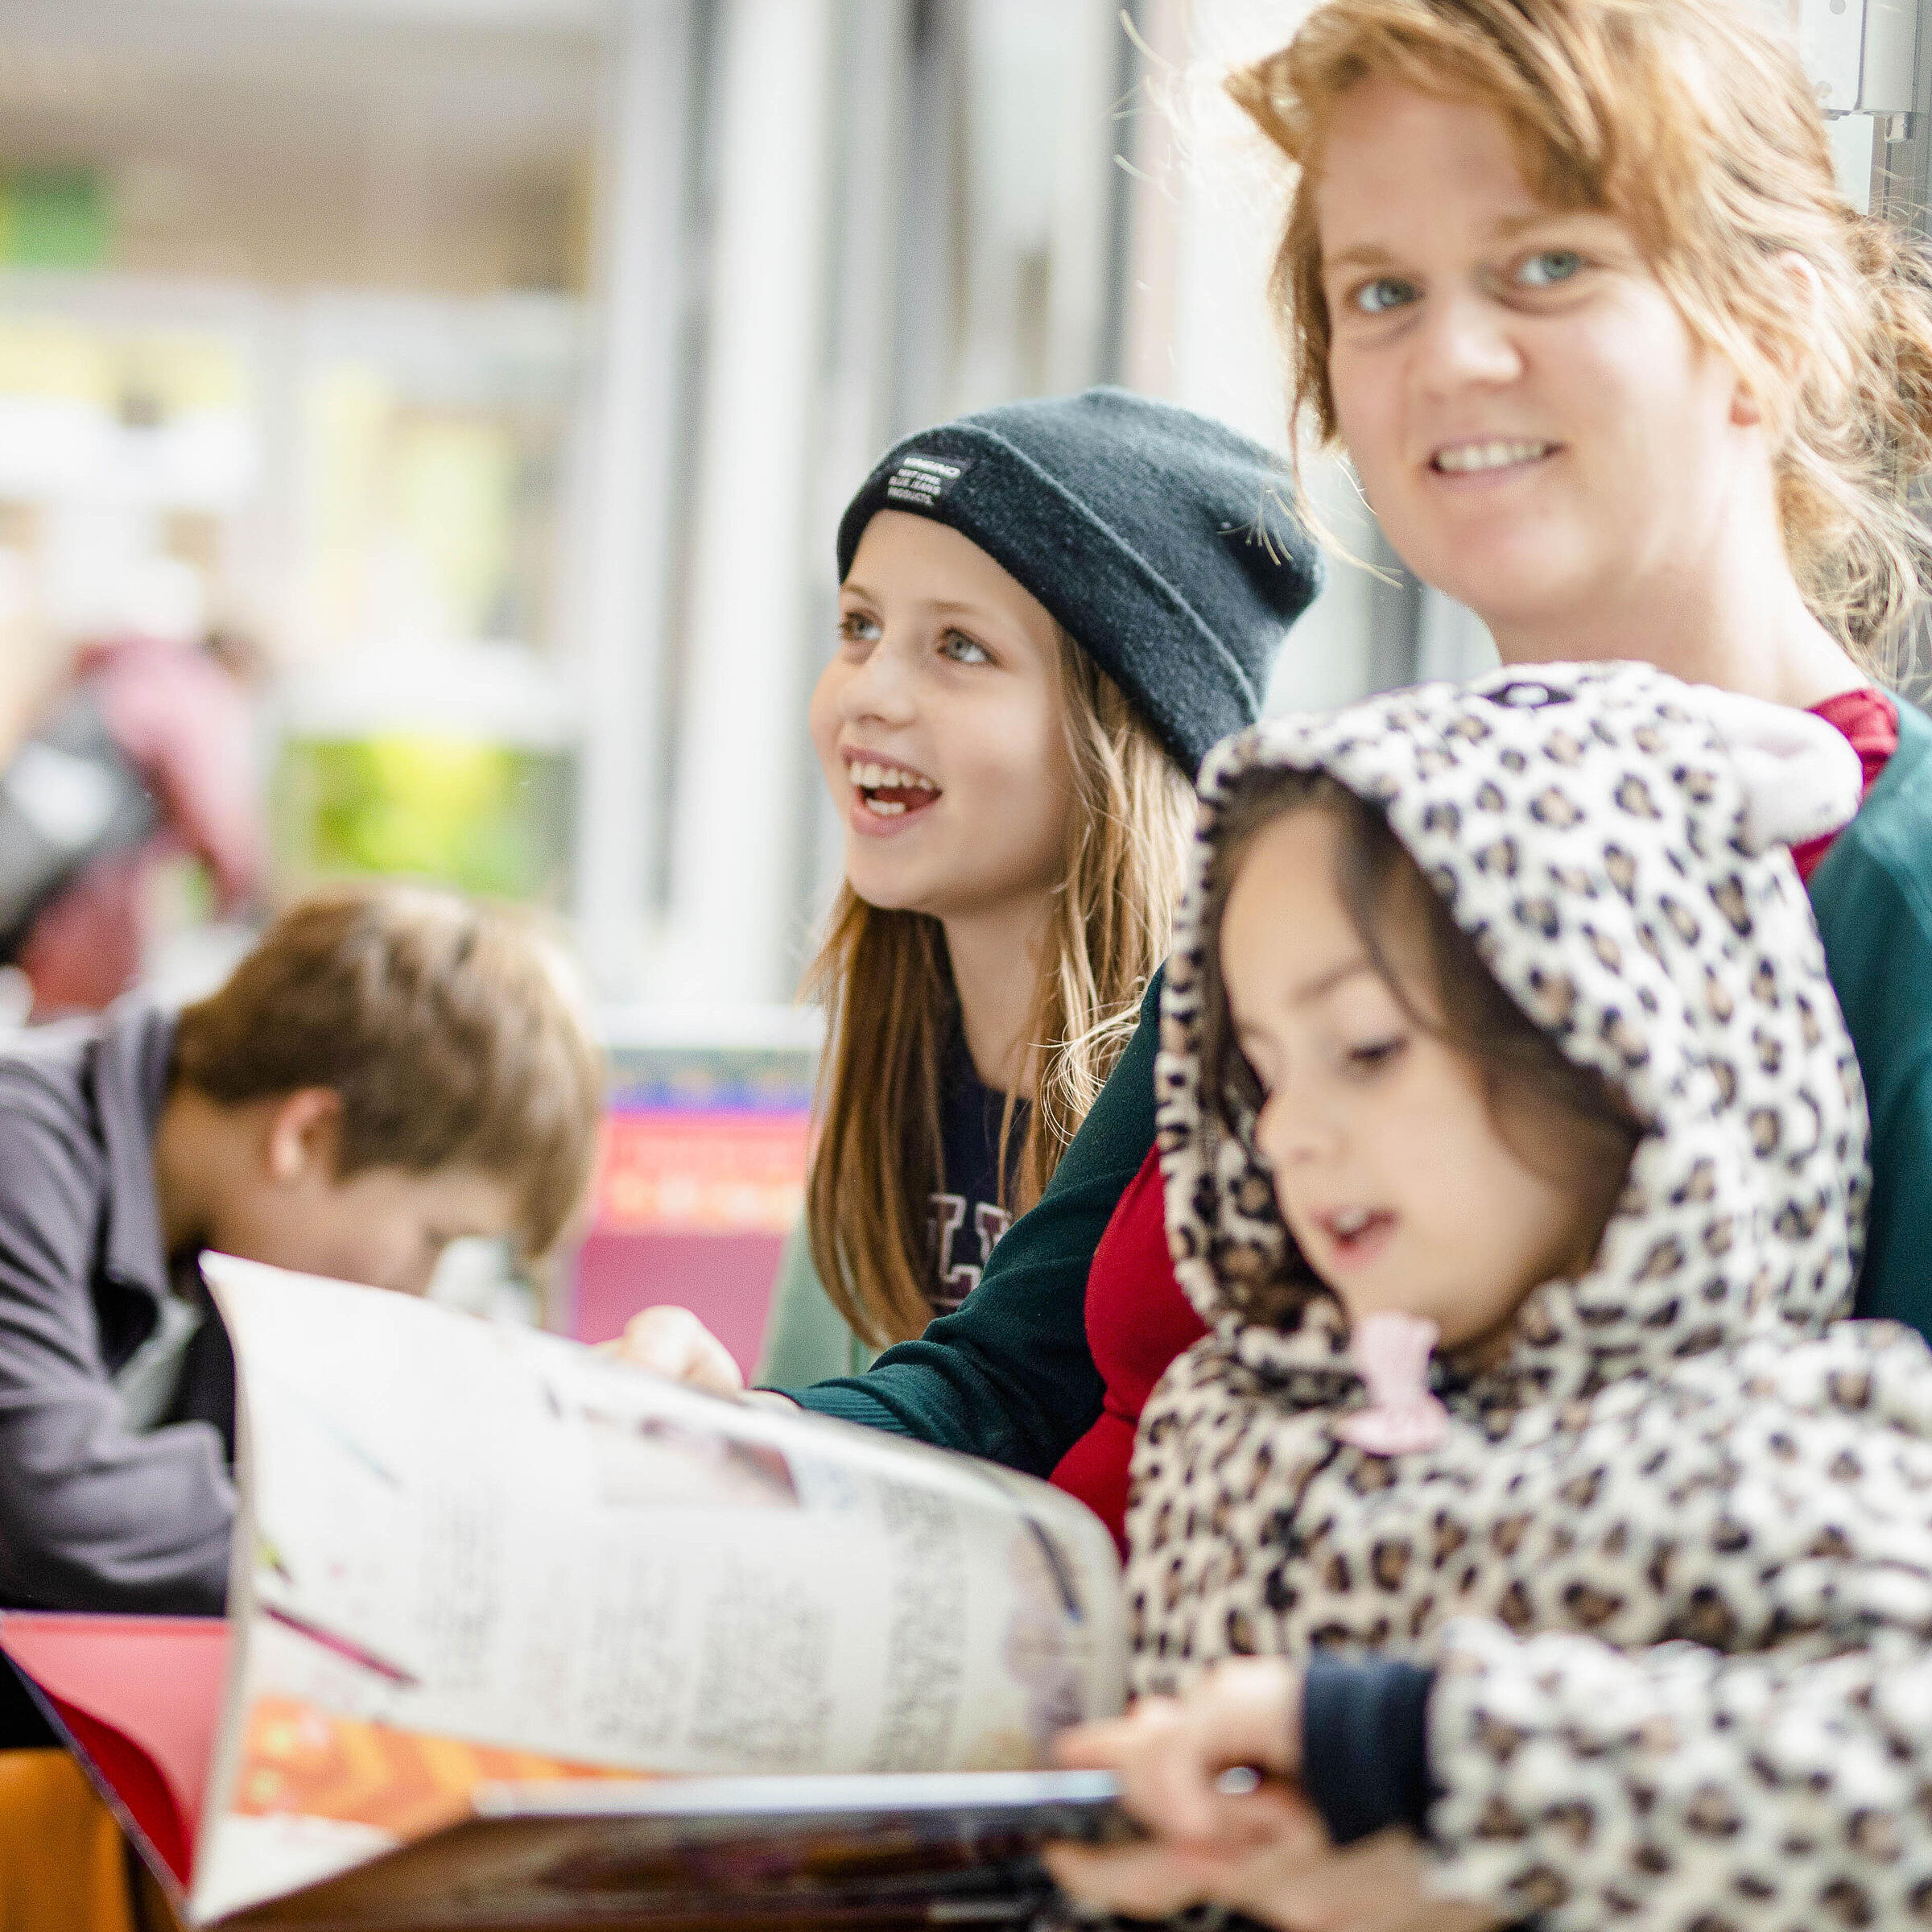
[572, 1231, 780, 1382]
[85, 635, 263, 911]
[1332, 1311, 1451, 1456]
[17, 635, 263, 1018]
[565, 1106, 808, 1376]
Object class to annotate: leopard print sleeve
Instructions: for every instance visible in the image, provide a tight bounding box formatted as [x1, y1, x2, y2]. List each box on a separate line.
[1425, 1617, 1932, 1930]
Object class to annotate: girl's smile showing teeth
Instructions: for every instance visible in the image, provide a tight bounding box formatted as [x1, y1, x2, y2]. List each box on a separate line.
[1429, 439, 1557, 477]
[844, 754, 941, 823]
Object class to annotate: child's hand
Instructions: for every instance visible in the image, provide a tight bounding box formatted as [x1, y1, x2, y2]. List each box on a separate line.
[604, 1307, 745, 1395]
[1043, 1781, 1328, 1922]
[1045, 1662, 1506, 1930]
[1046, 1818, 1504, 1932]
[1055, 1657, 1303, 1841]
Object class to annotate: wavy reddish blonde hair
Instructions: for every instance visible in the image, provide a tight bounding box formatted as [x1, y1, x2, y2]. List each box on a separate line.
[1231, 0, 1932, 679]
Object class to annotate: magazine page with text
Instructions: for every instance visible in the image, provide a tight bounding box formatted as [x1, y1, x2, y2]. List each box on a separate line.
[182, 1254, 1126, 1924]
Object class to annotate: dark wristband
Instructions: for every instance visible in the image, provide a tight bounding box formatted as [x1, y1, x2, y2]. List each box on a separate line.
[1299, 1654, 1438, 1847]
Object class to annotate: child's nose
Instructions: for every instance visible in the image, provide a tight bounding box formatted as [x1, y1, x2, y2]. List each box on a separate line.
[1257, 1088, 1341, 1169]
[843, 639, 918, 724]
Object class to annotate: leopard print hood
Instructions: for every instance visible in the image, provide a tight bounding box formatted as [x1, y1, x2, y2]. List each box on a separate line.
[1125, 664, 1932, 1928]
[1153, 659, 1869, 1406]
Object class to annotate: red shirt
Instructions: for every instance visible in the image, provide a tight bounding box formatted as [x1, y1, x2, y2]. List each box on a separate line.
[1791, 687, 1898, 881]
[1048, 1150, 1205, 1554]
[1051, 687, 1901, 1554]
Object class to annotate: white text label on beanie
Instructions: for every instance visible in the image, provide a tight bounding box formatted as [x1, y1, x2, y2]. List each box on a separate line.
[884, 452, 975, 511]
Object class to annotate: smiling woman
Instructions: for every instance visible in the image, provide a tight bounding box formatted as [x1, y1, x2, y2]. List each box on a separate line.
[1224, 0, 1932, 1340]
[1309, 82, 1835, 669]
[1237, 0, 1932, 691]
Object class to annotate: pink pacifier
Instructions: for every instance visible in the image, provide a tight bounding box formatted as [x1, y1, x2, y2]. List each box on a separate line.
[1332, 1311, 1451, 1455]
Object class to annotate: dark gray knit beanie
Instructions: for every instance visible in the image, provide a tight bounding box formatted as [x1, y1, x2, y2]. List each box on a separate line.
[836, 387, 1323, 778]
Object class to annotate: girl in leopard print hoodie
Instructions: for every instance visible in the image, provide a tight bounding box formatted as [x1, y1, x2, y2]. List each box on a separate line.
[1055, 661, 1932, 1931]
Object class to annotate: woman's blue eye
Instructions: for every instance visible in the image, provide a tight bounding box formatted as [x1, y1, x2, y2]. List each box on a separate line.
[941, 631, 990, 665]
[1518, 250, 1583, 288]
[1352, 277, 1416, 316]
[837, 610, 880, 645]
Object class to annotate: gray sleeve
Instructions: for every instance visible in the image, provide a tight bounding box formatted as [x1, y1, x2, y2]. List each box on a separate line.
[0, 1093, 231, 1612]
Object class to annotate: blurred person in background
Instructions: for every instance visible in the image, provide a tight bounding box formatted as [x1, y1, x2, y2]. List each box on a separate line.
[0, 557, 265, 1020]
[0, 883, 600, 1633]
[0, 883, 601, 1932]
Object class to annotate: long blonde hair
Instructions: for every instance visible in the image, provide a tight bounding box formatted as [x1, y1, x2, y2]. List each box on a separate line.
[1229, 0, 1932, 682]
[804, 633, 1194, 1348]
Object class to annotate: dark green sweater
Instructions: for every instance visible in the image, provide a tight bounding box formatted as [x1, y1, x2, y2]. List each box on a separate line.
[1811, 695, 1932, 1333]
[793, 703, 1932, 1466]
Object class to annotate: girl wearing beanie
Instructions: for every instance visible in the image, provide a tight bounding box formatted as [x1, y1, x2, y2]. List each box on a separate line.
[628, 390, 1319, 1381]
[1051, 664, 1932, 1932]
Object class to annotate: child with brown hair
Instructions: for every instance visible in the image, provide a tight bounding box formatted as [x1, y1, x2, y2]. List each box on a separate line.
[0, 881, 601, 1618]
[1047, 663, 1932, 1930]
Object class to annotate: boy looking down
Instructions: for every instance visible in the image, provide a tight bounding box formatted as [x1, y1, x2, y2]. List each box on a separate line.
[0, 884, 601, 1615]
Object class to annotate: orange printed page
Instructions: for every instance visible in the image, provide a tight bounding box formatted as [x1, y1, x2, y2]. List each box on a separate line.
[0, 1613, 229, 1889]
[186, 1698, 654, 1922]
[230, 1695, 646, 1839]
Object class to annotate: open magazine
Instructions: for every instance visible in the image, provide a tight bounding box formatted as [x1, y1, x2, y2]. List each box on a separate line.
[1, 1254, 1131, 1927]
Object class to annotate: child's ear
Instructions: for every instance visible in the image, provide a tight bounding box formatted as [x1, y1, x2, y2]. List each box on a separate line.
[263, 1088, 345, 1185]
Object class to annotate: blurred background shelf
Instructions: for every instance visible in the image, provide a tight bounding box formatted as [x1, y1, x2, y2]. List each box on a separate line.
[573, 1006, 820, 1374]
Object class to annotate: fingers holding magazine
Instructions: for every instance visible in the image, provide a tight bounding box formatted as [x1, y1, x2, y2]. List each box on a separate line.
[602, 1304, 748, 1396]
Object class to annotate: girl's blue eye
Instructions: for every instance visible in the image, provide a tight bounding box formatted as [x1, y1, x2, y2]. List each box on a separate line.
[1517, 250, 1583, 288]
[1352, 277, 1416, 316]
[941, 631, 990, 665]
[837, 610, 880, 646]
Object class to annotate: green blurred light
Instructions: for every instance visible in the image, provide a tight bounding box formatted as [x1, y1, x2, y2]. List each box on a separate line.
[276, 733, 574, 904]
[1, 171, 112, 270]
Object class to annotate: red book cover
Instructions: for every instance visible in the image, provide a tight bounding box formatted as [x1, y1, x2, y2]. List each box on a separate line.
[0, 1612, 229, 1888]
